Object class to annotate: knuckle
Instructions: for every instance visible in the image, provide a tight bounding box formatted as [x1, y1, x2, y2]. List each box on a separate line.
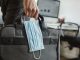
[27, 8, 32, 11]
[32, 8, 36, 12]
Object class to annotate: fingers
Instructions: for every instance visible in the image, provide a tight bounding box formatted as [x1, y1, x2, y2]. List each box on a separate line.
[23, 0, 39, 19]
[28, 7, 39, 19]
[33, 8, 39, 19]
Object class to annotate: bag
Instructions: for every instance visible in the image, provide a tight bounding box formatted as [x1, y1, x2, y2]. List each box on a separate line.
[60, 41, 79, 59]
[60, 22, 80, 59]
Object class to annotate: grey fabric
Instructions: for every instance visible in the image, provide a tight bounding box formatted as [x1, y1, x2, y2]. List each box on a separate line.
[0, 25, 28, 45]
[0, 45, 34, 60]
[0, 44, 57, 60]
[1, 27, 15, 37]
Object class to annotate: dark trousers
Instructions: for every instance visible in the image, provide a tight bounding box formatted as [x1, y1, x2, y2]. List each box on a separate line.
[1, 0, 23, 25]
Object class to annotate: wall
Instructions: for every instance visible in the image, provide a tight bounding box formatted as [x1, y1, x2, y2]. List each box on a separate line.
[59, 0, 80, 25]
[37, 0, 80, 26]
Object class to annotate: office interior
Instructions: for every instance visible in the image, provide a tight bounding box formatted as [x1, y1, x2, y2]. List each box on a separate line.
[0, 0, 80, 60]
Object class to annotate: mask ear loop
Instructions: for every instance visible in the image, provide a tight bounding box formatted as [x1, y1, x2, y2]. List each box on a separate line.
[33, 50, 41, 60]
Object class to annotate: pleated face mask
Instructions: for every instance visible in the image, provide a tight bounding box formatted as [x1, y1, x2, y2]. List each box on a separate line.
[23, 17, 44, 52]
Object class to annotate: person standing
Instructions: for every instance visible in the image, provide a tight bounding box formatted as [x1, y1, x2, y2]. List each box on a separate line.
[0, 0, 39, 60]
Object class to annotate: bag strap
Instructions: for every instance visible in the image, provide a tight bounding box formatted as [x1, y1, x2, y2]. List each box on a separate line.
[60, 22, 79, 37]
[38, 14, 47, 30]
[65, 22, 79, 37]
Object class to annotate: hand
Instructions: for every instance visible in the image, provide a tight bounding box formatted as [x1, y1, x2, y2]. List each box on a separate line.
[23, 0, 39, 19]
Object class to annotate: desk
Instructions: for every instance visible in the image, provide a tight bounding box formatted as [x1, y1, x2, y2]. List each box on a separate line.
[46, 23, 78, 30]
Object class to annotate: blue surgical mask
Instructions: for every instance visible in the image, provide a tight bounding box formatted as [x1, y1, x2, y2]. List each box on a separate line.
[23, 18, 44, 52]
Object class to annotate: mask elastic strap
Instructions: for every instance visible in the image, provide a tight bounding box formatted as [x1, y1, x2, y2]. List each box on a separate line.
[33, 50, 41, 60]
